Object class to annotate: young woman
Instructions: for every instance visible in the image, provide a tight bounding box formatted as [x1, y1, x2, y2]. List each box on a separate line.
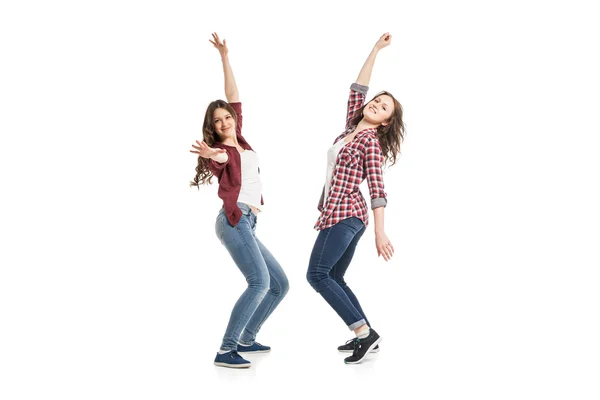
[306, 33, 405, 365]
[190, 33, 289, 369]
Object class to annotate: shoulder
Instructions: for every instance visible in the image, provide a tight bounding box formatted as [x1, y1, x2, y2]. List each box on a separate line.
[356, 130, 379, 146]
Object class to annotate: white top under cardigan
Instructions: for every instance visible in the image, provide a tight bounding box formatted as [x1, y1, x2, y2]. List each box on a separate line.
[238, 149, 263, 211]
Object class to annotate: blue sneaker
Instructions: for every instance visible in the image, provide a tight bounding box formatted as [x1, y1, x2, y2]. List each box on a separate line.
[214, 351, 251, 368]
[236, 342, 271, 353]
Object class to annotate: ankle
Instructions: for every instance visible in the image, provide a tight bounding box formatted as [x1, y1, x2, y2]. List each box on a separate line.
[355, 325, 370, 339]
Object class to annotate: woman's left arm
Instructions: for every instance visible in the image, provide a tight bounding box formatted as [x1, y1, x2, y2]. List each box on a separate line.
[373, 207, 394, 261]
[365, 138, 394, 261]
[210, 32, 239, 103]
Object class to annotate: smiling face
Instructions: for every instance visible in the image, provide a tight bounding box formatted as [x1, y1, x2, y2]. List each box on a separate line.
[362, 94, 395, 126]
[213, 107, 236, 139]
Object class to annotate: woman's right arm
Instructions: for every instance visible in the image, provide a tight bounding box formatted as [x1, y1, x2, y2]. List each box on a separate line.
[345, 33, 392, 128]
[190, 140, 228, 164]
[355, 33, 391, 86]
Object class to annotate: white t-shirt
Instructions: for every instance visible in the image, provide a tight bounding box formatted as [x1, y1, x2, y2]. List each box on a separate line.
[238, 150, 263, 211]
[323, 140, 347, 207]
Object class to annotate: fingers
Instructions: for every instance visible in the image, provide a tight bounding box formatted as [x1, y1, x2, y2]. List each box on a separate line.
[377, 242, 394, 261]
[191, 140, 211, 154]
[211, 32, 223, 47]
[377, 32, 391, 47]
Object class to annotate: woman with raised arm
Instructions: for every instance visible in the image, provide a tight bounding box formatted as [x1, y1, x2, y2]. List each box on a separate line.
[306, 33, 405, 365]
[190, 33, 289, 369]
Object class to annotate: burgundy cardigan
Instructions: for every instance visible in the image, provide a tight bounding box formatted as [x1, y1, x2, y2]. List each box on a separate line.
[207, 102, 264, 226]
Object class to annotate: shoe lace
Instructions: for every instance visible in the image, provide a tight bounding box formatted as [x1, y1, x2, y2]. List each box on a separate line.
[352, 338, 362, 356]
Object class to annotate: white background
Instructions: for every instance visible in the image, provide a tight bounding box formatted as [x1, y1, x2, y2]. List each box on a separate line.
[1, 0, 599, 399]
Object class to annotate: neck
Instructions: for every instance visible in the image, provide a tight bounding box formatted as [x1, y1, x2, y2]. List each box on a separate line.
[356, 119, 379, 132]
[221, 136, 239, 147]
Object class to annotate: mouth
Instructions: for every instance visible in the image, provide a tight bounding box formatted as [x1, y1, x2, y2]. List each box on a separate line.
[369, 106, 377, 114]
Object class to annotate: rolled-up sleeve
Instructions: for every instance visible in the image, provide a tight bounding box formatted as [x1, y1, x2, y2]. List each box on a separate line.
[345, 83, 369, 130]
[364, 137, 387, 209]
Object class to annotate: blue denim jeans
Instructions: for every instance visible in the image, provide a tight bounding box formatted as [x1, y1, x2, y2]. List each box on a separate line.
[306, 217, 370, 330]
[215, 202, 289, 351]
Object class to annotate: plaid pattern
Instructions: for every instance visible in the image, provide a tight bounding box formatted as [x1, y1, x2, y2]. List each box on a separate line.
[315, 84, 387, 231]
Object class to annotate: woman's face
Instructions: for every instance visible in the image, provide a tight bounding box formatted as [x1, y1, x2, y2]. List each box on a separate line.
[362, 95, 394, 126]
[213, 107, 235, 139]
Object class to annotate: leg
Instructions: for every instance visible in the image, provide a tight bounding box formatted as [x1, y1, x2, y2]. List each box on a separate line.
[238, 236, 289, 345]
[306, 217, 366, 330]
[329, 224, 370, 327]
[215, 211, 270, 352]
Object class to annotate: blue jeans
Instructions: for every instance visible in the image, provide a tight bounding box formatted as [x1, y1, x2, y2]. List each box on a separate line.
[306, 217, 370, 330]
[215, 202, 289, 351]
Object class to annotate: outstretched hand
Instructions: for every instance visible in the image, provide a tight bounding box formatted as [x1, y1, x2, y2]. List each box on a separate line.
[190, 140, 226, 159]
[209, 32, 228, 57]
[374, 32, 392, 51]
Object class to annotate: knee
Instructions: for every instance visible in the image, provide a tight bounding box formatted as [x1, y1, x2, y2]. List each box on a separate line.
[248, 273, 270, 295]
[280, 275, 290, 297]
[306, 266, 326, 290]
[268, 271, 289, 297]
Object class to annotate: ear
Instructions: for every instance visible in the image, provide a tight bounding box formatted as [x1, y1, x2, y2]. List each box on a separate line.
[381, 121, 389, 127]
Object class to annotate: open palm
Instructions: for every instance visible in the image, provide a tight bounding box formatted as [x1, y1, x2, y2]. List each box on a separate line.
[190, 140, 226, 159]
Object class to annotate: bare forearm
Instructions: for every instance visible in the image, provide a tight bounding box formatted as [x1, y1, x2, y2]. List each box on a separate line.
[373, 206, 385, 234]
[356, 48, 379, 86]
[211, 152, 228, 163]
[221, 55, 239, 103]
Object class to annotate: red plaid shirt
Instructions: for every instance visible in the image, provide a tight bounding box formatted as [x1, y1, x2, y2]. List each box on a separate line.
[314, 83, 387, 231]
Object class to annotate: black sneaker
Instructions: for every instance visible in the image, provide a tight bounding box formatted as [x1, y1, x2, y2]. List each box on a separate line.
[343, 329, 382, 364]
[338, 338, 379, 353]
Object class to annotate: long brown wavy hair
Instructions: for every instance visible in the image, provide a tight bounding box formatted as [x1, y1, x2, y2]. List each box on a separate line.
[190, 100, 238, 187]
[349, 91, 405, 166]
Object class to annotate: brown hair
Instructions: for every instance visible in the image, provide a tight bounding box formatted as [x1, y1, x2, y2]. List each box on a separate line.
[190, 100, 238, 187]
[349, 91, 405, 166]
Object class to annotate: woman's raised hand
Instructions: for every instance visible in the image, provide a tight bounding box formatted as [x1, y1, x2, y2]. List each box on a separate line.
[190, 140, 226, 159]
[374, 32, 392, 51]
[209, 32, 228, 57]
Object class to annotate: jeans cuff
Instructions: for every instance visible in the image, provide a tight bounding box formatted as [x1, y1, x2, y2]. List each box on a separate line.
[348, 319, 367, 331]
